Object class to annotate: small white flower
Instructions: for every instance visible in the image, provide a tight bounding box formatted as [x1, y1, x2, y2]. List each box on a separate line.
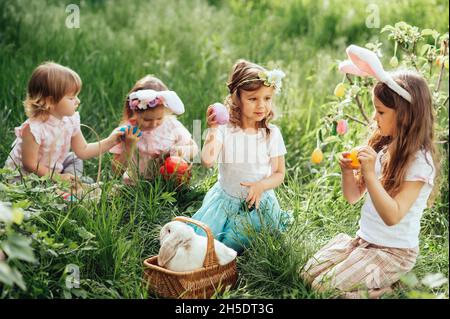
[264, 69, 286, 94]
[137, 101, 148, 110]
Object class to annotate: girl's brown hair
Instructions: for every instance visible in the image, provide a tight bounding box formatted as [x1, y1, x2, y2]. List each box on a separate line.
[24, 62, 82, 121]
[360, 70, 440, 205]
[225, 59, 275, 137]
[121, 75, 168, 124]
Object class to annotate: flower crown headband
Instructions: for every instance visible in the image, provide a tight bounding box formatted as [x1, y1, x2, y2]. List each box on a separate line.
[339, 44, 412, 103]
[127, 89, 185, 114]
[228, 68, 286, 94]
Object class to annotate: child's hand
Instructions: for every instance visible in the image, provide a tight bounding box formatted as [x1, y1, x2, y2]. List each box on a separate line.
[240, 181, 265, 209]
[121, 126, 141, 149]
[339, 152, 356, 172]
[59, 173, 76, 182]
[109, 128, 127, 145]
[206, 105, 219, 129]
[357, 146, 377, 177]
[58, 173, 81, 187]
[170, 146, 184, 158]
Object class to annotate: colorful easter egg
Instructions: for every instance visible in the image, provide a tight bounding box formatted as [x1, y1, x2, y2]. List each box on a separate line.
[212, 103, 229, 125]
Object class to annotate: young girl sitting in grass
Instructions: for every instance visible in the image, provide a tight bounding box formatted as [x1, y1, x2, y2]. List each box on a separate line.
[110, 75, 198, 182]
[301, 45, 440, 299]
[191, 59, 292, 254]
[4, 62, 123, 183]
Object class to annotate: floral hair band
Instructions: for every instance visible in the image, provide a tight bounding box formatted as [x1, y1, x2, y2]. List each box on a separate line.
[128, 89, 185, 114]
[230, 68, 286, 94]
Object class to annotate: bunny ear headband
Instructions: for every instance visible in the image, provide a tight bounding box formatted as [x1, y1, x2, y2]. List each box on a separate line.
[339, 44, 412, 103]
[128, 89, 185, 115]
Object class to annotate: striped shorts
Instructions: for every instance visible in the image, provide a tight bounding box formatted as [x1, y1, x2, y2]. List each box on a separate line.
[300, 233, 418, 298]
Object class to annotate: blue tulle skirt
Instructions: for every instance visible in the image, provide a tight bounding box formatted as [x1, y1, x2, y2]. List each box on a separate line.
[190, 182, 292, 253]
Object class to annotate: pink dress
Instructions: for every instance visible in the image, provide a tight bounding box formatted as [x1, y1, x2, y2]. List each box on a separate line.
[5, 112, 81, 174]
[110, 116, 193, 177]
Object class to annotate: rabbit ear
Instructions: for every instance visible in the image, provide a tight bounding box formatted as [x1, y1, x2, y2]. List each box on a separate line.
[338, 60, 369, 77]
[344, 45, 412, 103]
[158, 235, 187, 267]
[346, 45, 386, 80]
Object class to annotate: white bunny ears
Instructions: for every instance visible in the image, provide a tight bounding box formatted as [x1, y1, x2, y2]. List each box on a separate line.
[339, 45, 412, 103]
[128, 89, 185, 115]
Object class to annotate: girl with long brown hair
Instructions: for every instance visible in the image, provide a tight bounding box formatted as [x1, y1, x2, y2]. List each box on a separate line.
[301, 45, 439, 298]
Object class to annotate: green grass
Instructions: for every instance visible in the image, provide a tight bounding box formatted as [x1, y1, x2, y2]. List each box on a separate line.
[0, 0, 448, 298]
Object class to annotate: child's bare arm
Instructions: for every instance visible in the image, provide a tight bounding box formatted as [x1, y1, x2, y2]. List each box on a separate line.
[71, 129, 123, 160]
[260, 155, 285, 190]
[21, 124, 49, 176]
[21, 125, 74, 181]
[201, 106, 222, 168]
[364, 175, 423, 226]
[359, 146, 424, 226]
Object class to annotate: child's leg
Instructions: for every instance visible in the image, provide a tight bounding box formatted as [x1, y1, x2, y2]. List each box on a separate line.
[61, 152, 83, 177]
[311, 242, 418, 298]
[300, 233, 356, 285]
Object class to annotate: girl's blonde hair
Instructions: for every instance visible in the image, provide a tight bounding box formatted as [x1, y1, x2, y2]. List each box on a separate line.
[121, 75, 169, 124]
[24, 62, 82, 121]
[225, 59, 275, 137]
[358, 70, 440, 205]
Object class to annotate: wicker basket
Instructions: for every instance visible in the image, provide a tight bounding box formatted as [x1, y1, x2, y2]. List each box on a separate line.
[143, 216, 238, 299]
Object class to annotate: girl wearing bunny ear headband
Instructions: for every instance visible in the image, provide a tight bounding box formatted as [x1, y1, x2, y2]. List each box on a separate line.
[301, 45, 440, 298]
[111, 75, 198, 182]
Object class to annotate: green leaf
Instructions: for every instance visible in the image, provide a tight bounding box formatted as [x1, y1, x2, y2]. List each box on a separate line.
[1, 233, 36, 263]
[71, 288, 88, 298]
[420, 44, 431, 56]
[331, 121, 337, 136]
[0, 262, 14, 286]
[421, 29, 436, 36]
[380, 25, 394, 33]
[13, 200, 31, 210]
[0, 262, 26, 290]
[63, 289, 72, 299]
[77, 227, 95, 241]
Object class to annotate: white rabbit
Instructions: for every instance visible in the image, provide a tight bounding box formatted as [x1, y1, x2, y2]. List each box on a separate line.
[158, 221, 237, 272]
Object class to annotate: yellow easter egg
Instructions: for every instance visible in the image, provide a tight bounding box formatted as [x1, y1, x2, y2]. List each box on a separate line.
[334, 83, 346, 98]
[311, 148, 324, 164]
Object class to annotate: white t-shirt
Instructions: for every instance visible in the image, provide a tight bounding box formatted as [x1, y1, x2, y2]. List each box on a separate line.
[215, 124, 287, 198]
[356, 148, 436, 248]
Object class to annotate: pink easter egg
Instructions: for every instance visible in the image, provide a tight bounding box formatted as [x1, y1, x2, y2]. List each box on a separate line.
[212, 103, 229, 125]
[336, 119, 348, 135]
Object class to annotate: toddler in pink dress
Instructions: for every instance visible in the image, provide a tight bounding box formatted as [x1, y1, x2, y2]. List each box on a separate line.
[111, 75, 198, 182]
[4, 62, 123, 183]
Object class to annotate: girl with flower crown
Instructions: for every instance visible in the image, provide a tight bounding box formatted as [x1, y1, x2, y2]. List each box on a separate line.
[190, 59, 292, 254]
[4, 62, 123, 183]
[110, 75, 198, 182]
[300, 45, 440, 298]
